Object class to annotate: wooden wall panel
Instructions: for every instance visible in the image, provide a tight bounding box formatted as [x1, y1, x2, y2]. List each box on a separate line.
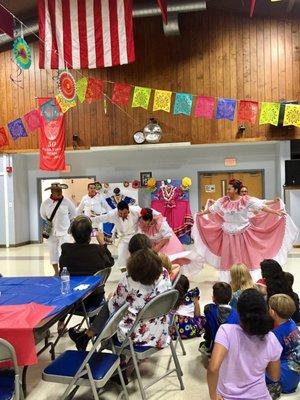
[1, 10, 300, 152]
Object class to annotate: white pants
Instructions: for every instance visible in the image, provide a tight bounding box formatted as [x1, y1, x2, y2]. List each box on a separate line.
[116, 239, 130, 269]
[47, 234, 69, 265]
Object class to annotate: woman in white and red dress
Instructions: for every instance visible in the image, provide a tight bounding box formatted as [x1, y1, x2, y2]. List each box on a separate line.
[192, 179, 298, 282]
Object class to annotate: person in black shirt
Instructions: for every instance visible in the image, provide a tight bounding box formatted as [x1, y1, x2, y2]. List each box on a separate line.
[57, 216, 114, 333]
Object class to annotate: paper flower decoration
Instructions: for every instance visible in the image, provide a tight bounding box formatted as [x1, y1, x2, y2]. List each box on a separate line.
[123, 181, 130, 188]
[182, 177, 192, 189]
[132, 180, 141, 189]
[147, 178, 157, 189]
[58, 71, 76, 101]
[12, 37, 32, 70]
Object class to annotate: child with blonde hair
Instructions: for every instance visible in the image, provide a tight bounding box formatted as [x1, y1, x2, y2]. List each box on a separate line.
[268, 294, 300, 397]
[229, 263, 255, 308]
[158, 252, 180, 281]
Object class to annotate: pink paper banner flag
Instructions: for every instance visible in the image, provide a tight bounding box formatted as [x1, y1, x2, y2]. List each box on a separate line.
[194, 96, 215, 119]
[24, 109, 42, 131]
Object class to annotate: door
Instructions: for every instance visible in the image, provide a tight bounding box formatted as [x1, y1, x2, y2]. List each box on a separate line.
[198, 170, 264, 210]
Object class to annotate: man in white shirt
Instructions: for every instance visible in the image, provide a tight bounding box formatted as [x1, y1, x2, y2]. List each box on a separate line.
[93, 201, 142, 268]
[40, 183, 76, 276]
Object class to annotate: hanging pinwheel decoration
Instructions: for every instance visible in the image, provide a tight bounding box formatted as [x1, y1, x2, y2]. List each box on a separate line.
[12, 37, 32, 70]
[58, 71, 76, 101]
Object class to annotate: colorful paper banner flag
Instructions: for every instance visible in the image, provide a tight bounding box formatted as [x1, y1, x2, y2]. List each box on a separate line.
[55, 94, 77, 114]
[112, 83, 132, 105]
[24, 109, 42, 132]
[153, 89, 172, 112]
[194, 96, 215, 119]
[216, 98, 237, 121]
[85, 78, 104, 103]
[0, 127, 9, 148]
[7, 118, 28, 141]
[283, 104, 300, 128]
[237, 100, 259, 124]
[259, 102, 280, 126]
[76, 77, 88, 103]
[132, 86, 151, 109]
[173, 93, 193, 116]
[40, 99, 61, 124]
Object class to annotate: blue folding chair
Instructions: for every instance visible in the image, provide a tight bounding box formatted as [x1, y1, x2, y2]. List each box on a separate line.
[42, 303, 129, 400]
[116, 289, 185, 400]
[0, 339, 24, 400]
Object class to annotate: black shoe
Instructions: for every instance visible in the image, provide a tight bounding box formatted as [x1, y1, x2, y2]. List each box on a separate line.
[68, 328, 89, 351]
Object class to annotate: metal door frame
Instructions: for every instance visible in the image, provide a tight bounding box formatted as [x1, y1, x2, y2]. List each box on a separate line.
[197, 169, 265, 211]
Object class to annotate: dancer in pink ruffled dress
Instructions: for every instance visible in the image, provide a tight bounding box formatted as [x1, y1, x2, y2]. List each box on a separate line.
[192, 179, 299, 282]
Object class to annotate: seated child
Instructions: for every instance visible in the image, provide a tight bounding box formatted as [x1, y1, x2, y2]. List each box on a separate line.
[267, 294, 300, 397]
[285, 272, 300, 324]
[170, 275, 205, 340]
[199, 282, 239, 355]
[158, 252, 180, 282]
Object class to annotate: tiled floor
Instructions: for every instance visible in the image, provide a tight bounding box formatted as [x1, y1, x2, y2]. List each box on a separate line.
[0, 243, 299, 399]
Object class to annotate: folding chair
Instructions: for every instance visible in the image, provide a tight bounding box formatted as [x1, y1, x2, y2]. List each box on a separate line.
[116, 289, 185, 400]
[0, 339, 24, 400]
[74, 267, 112, 330]
[42, 303, 129, 400]
[170, 270, 186, 357]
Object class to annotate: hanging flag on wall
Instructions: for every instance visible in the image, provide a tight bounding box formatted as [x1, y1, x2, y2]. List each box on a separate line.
[153, 89, 172, 112]
[194, 96, 215, 119]
[38, 98, 66, 171]
[173, 93, 193, 116]
[132, 86, 151, 109]
[7, 118, 28, 141]
[85, 78, 104, 104]
[24, 109, 42, 132]
[259, 102, 280, 126]
[76, 77, 88, 103]
[55, 94, 77, 114]
[157, 0, 168, 24]
[38, 0, 135, 69]
[0, 4, 14, 38]
[112, 83, 132, 105]
[237, 100, 259, 124]
[283, 104, 300, 128]
[216, 98, 237, 121]
[0, 127, 9, 148]
[40, 99, 61, 123]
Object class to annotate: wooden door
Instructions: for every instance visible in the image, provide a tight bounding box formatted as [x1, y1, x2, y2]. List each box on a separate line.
[198, 171, 264, 210]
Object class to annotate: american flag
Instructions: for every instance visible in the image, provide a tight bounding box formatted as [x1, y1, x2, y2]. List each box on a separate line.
[38, 0, 135, 69]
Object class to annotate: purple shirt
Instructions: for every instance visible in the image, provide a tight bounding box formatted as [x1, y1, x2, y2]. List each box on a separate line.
[215, 324, 282, 400]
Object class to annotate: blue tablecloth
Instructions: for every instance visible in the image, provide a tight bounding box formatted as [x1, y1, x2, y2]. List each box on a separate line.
[0, 276, 103, 317]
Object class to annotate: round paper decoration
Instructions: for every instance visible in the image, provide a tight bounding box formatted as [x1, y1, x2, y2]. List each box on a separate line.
[58, 71, 76, 101]
[12, 37, 32, 70]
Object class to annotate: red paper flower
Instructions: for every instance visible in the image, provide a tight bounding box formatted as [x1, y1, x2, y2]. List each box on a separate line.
[132, 180, 140, 189]
[140, 208, 148, 217]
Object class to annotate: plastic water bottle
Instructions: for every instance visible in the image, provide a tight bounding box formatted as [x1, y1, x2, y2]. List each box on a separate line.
[61, 267, 70, 295]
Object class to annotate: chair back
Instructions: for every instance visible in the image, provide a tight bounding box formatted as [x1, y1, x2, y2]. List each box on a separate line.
[0, 338, 18, 367]
[94, 267, 111, 286]
[135, 289, 178, 322]
[97, 303, 129, 342]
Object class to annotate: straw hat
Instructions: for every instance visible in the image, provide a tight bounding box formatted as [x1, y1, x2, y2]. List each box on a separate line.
[44, 182, 68, 191]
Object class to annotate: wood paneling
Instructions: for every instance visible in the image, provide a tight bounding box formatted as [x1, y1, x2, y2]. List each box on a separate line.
[1, 10, 300, 152]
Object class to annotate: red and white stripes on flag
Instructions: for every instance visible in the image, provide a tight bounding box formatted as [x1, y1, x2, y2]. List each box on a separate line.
[38, 0, 135, 69]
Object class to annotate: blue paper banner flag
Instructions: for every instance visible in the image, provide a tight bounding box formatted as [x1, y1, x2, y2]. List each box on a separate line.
[173, 93, 193, 116]
[216, 98, 237, 121]
[7, 118, 28, 141]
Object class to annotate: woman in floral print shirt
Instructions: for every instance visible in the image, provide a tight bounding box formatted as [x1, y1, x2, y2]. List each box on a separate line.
[108, 248, 172, 348]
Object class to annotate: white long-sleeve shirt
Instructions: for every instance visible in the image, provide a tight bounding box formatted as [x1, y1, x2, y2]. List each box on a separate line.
[94, 206, 142, 242]
[76, 193, 109, 217]
[40, 197, 76, 237]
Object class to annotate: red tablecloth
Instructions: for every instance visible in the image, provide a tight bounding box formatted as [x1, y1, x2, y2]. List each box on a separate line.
[0, 303, 54, 366]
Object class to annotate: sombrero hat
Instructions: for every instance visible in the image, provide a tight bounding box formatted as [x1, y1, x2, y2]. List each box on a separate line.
[44, 182, 68, 191]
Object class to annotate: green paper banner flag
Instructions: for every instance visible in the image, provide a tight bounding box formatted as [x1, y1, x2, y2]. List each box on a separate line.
[132, 86, 151, 109]
[76, 77, 88, 103]
[259, 102, 280, 126]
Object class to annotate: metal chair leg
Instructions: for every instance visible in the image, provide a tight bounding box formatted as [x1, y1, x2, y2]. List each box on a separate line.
[86, 363, 98, 400]
[174, 324, 186, 355]
[117, 365, 129, 400]
[129, 339, 147, 400]
[169, 341, 185, 389]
